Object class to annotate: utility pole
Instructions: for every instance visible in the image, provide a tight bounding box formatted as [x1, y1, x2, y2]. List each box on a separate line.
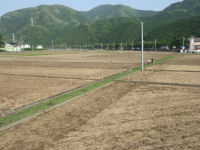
[12, 33, 15, 42]
[155, 39, 157, 52]
[114, 41, 115, 50]
[141, 22, 144, 72]
[52, 40, 54, 51]
[183, 37, 185, 50]
[132, 41, 134, 50]
[121, 41, 123, 50]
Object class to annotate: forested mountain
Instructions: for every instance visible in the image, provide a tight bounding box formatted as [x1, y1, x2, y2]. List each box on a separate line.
[146, 17, 200, 41]
[163, 0, 200, 18]
[0, 0, 200, 47]
[81, 5, 157, 21]
[55, 17, 141, 45]
[0, 5, 87, 45]
[143, 0, 200, 30]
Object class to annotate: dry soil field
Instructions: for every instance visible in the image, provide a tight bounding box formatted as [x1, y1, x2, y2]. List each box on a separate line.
[0, 50, 169, 116]
[2, 51, 199, 150]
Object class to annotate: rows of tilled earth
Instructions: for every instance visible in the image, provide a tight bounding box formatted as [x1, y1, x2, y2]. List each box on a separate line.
[0, 51, 170, 116]
[0, 80, 200, 149]
[124, 54, 200, 85]
[0, 51, 184, 149]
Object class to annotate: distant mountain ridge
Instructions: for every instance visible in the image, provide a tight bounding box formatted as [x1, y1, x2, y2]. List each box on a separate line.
[81, 4, 157, 21]
[144, 0, 200, 25]
[0, 0, 200, 47]
[0, 5, 86, 41]
[0, 4, 157, 45]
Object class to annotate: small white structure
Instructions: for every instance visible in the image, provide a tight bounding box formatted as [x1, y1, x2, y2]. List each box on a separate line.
[147, 59, 151, 64]
[189, 37, 200, 53]
[5, 42, 21, 52]
[24, 44, 31, 49]
[161, 45, 169, 50]
[37, 45, 43, 49]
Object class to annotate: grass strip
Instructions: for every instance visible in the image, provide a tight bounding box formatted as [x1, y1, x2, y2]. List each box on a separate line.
[0, 54, 175, 128]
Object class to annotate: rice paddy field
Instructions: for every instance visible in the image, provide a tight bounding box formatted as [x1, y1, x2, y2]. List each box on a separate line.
[0, 50, 199, 150]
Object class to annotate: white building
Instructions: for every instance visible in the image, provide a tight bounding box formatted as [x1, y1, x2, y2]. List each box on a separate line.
[161, 45, 169, 50]
[24, 44, 31, 49]
[189, 37, 200, 53]
[5, 42, 22, 52]
[37, 45, 43, 49]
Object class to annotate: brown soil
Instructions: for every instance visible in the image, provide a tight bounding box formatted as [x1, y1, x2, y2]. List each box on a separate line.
[0, 66, 124, 80]
[124, 70, 200, 85]
[124, 54, 200, 85]
[0, 82, 200, 149]
[0, 51, 170, 115]
[160, 53, 200, 66]
[0, 51, 180, 149]
[54, 83, 200, 150]
[0, 75, 92, 115]
[0, 51, 171, 69]
[0, 82, 133, 150]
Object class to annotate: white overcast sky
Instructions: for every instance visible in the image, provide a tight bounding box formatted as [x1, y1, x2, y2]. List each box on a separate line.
[0, 0, 183, 16]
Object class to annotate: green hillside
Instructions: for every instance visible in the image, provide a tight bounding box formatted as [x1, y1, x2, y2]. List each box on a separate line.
[0, 5, 86, 45]
[146, 17, 200, 41]
[163, 0, 200, 18]
[142, 0, 200, 30]
[81, 4, 157, 21]
[56, 17, 140, 44]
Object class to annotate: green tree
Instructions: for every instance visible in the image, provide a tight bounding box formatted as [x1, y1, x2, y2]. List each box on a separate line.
[0, 34, 4, 48]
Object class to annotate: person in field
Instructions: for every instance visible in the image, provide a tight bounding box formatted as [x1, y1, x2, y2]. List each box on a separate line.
[148, 59, 151, 64]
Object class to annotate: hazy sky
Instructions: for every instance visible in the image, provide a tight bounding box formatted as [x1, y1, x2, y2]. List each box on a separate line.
[0, 0, 182, 16]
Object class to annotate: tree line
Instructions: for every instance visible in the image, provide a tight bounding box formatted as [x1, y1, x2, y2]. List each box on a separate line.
[0, 34, 3, 48]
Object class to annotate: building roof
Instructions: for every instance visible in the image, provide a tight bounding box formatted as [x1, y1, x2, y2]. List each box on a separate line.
[9, 42, 19, 46]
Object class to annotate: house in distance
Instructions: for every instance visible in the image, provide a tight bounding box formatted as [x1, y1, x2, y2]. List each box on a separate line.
[5, 42, 22, 52]
[37, 45, 43, 49]
[189, 37, 200, 53]
[24, 44, 31, 49]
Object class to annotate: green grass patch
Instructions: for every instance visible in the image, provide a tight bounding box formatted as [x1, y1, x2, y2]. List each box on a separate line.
[0, 54, 175, 128]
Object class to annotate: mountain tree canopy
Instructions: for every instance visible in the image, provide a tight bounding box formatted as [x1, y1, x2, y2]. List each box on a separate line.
[0, 0, 199, 48]
[0, 34, 4, 47]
